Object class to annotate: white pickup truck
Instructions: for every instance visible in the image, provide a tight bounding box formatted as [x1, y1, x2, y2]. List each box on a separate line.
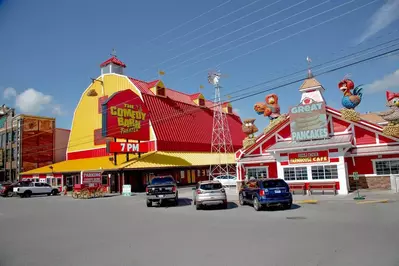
[13, 182, 59, 198]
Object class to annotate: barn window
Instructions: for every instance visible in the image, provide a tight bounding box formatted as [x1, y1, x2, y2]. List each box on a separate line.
[311, 165, 338, 180]
[283, 167, 308, 181]
[375, 160, 399, 175]
[199, 98, 205, 106]
[246, 167, 268, 179]
[156, 86, 165, 97]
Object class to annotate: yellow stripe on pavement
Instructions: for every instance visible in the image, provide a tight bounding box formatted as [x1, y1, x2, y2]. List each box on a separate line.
[356, 199, 389, 204]
[294, 200, 318, 204]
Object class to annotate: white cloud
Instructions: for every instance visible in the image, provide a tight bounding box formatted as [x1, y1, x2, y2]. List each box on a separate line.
[15, 88, 53, 114]
[51, 104, 66, 116]
[358, 0, 399, 43]
[3, 87, 17, 99]
[365, 69, 399, 94]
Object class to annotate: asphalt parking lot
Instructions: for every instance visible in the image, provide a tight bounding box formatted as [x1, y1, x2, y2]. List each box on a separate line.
[1, 189, 399, 266]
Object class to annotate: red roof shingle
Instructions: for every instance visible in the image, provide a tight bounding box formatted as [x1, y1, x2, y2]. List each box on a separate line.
[143, 94, 245, 152]
[100, 56, 127, 68]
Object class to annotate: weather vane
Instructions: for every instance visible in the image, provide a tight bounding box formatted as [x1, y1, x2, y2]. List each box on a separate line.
[208, 70, 222, 86]
[111, 48, 117, 57]
[306, 56, 313, 78]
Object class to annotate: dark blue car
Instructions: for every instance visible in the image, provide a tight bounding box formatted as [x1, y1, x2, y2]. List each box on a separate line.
[239, 178, 293, 211]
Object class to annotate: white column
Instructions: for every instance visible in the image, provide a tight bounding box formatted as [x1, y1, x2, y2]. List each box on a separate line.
[337, 155, 349, 195]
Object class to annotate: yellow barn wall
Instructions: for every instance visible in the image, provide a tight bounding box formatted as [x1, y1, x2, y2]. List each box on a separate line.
[67, 74, 157, 154]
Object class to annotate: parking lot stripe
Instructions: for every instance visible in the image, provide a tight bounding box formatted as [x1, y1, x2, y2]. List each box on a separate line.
[356, 199, 390, 204]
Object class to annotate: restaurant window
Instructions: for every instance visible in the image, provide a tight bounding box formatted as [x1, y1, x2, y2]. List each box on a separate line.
[375, 160, 399, 175]
[246, 167, 268, 179]
[311, 165, 338, 180]
[283, 167, 308, 181]
[102, 174, 108, 185]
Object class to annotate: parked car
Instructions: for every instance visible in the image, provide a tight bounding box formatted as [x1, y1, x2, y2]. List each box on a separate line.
[13, 182, 59, 198]
[145, 176, 178, 207]
[238, 178, 292, 211]
[213, 175, 237, 187]
[194, 180, 227, 210]
[0, 181, 31, 197]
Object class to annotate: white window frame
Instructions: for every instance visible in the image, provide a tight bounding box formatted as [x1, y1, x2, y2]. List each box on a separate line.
[245, 166, 268, 180]
[310, 164, 339, 180]
[372, 158, 399, 175]
[282, 166, 308, 181]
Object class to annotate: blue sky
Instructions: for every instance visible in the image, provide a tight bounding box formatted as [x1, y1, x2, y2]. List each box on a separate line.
[0, 0, 399, 132]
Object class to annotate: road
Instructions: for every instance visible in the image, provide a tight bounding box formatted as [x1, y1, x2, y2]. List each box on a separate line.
[1, 189, 399, 266]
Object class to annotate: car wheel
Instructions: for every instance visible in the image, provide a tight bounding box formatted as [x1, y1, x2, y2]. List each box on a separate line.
[253, 197, 261, 211]
[24, 191, 32, 198]
[146, 199, 152, 207]
[239, 193, 245, 206]
[196, 203, 201, 210]
[284, 202, 292, 210]
[19, 193, 24, 198]
[222, 202, 228, 209]
[6, 191, 13, 197]
[51, 189, 58, 196]
[173, 197, 179, 206]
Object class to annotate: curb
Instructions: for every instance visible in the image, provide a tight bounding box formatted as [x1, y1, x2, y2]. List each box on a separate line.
[356, 199, 390, 204]
[294, 199, 318, 204]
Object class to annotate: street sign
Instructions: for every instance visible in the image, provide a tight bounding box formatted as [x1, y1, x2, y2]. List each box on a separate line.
[353, 172, 359, 180]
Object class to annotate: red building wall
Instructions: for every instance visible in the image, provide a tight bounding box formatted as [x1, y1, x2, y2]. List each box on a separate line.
[21, 117, 55, 172]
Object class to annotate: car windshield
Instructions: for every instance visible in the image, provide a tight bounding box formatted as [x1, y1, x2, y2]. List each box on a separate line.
[262, 180, 287, 188]
[200, 183, 223, 190]
[150, 177, 175, 185]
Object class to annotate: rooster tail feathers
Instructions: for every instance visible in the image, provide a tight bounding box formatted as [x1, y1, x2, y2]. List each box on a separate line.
[353, 85, 363, 99]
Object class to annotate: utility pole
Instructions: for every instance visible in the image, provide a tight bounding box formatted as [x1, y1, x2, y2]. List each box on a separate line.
[208, 71, 235, 180]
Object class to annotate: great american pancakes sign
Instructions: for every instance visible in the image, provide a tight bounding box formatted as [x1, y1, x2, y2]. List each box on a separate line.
[289, 98, 329, 142]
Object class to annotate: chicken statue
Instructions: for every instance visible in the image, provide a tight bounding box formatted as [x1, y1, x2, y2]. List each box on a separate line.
[254, 94, 281, 121]
[377, 91, 399, 125]
[339, 78, 363, 109]
[242, 118, 258, 138]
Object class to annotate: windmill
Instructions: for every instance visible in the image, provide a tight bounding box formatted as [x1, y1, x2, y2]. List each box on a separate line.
[207, 70, 235, 181]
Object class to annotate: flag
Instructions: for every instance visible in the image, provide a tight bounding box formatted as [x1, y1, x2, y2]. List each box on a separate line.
[227, 95, 232, 99]
[306, 56, 312, 63]
[158, 70, 165, 76]
[199, 85, 204, 89]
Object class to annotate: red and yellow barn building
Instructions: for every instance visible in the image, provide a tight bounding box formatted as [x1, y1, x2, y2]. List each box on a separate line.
[20, 56, 246, 192]
[236, 75, 399, 195]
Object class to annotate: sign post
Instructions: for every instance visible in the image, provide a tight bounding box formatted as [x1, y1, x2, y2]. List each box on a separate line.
[353, 172, 365, 200]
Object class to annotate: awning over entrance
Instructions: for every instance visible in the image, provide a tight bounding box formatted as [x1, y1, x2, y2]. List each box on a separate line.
[123, 151, 236, 169]
[20, 151, 236, 175]
[238, 154, 275, 163]
[267, 134, 353, 152]
[20, 153, 148, 175]
[350, 145, 399, 156]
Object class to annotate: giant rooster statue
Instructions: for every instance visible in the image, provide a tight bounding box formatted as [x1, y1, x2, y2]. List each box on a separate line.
[254, 94, 281, 120]
[338, 78, 363, 121]
[242, 118, 259, 148]
[376, 90, 399, 137]
[253, 93, 286, 135]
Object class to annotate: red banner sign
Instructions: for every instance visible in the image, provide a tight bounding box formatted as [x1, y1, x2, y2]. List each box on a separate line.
[102, 89, 150, 141]
[107, 141, 149, 153]
[288, 150, 329, 164]
[82, 172, 102, 184]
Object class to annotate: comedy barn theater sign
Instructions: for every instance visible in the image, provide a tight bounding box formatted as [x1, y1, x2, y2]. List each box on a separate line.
[102, 89, 150, 141]
[289, 98, 328, 142]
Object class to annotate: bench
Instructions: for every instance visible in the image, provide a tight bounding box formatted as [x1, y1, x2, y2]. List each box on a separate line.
[308, 182, 336, 195]
[288, 183, 306, 195]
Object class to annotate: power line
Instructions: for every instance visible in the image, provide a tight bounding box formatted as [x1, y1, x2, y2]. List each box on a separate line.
[165, 0, 263, 45]
[144, 0, 304, 72]
[22, 45, 399, 157]
[142, 0, 284, 73]
[174, 0, 379, 83]
[145, 0, 232, 44]
[164, 0, 330, 74]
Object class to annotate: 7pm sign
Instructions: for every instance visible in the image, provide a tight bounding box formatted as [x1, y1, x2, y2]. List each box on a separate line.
[107, 142, 149, 153]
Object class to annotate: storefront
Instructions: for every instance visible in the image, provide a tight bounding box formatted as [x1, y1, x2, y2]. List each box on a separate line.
[236, 75, 399, 195]
[20, 55, 245, 192]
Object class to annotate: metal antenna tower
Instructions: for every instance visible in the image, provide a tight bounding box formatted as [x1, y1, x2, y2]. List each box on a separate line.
[208, 71, 235, 180]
